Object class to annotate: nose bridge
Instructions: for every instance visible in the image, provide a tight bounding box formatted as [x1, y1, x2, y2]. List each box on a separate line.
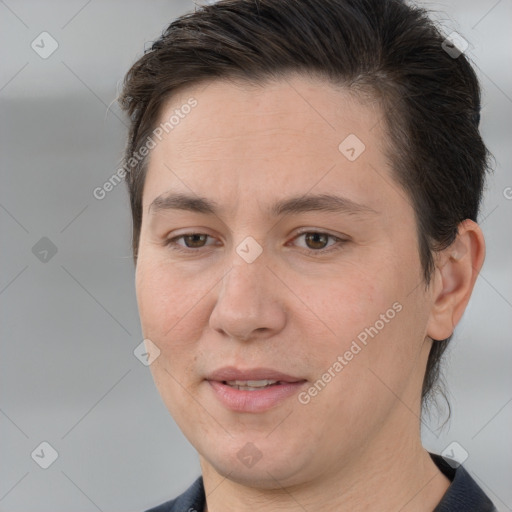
[209, 243, 286, 341]
[222, 229, 268, 291]
[220, 248, 269, 315]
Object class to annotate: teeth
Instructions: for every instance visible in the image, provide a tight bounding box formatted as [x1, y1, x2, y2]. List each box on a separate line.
[225, 379, 278, 390]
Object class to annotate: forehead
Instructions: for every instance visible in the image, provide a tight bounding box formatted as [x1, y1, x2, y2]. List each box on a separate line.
[154, 74, 381, 153]
[142, 75, 405, 220]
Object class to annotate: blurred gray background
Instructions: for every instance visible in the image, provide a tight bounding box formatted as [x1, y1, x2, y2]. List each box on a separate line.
[0, 1, 510, 511]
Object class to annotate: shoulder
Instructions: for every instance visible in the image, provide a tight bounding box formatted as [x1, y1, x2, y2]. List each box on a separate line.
[143, 476, 205, 512]
[430, 452, 497, 511]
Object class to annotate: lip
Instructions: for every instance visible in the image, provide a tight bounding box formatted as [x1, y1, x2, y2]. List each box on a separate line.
[206, 366, 307, 413]
[207, 366, 304, 383]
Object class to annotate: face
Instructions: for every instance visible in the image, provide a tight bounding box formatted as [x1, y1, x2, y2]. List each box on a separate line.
[135, 75, 437, 489]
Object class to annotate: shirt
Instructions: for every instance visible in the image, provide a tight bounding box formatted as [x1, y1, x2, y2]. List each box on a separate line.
[144, 452, 497, 511]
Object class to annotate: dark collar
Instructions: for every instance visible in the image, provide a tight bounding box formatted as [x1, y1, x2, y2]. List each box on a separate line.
[145, 452, 497, 511]
[430, 452, 496, 511]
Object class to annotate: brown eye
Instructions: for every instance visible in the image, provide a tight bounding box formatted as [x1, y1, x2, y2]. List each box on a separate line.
[304, 232, 329, 250]
[165, 233, 217, 253]
[291, 231, 347, 255]
[182, 234, 208, 248]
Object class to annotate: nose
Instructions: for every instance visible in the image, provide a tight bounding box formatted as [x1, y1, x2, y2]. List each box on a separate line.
[208, 254, 287, 342]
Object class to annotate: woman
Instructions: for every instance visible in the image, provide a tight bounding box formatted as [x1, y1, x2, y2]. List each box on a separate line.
[119, 0, 497, 510]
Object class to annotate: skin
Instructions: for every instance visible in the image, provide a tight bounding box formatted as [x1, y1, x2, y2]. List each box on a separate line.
[135, 74, 485, 511]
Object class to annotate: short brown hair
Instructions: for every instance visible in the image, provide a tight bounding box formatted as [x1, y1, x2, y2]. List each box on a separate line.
[118, 0, 490, 413]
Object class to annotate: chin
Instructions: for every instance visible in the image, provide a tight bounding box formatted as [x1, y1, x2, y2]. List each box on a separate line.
[198, 435, 317, 489]
[212, 458, 307, 489]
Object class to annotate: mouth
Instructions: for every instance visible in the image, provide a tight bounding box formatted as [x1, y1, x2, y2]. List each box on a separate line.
[206, 367, 307, 413]
[224, 379, 283, 391]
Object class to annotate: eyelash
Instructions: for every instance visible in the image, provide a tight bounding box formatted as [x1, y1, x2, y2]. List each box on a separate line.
[164, 230, 347, 256]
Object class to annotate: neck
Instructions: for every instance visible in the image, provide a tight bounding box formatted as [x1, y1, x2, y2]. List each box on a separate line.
[201, 410, 450, 512]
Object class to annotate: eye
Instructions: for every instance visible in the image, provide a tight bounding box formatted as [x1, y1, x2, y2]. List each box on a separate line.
[165, 233, 217, 253]
[290, 230, 347, 254]
[164, 230, 348, 255]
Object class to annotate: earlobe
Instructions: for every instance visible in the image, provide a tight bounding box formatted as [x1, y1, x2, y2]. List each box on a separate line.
[426, 220, 486, 341]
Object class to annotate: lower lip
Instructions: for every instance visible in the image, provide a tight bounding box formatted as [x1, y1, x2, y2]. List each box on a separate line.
[208, 380, 306, 413]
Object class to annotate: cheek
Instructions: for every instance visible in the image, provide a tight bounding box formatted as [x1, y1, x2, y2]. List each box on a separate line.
[299, 266, 420, 397]
[135, 257, 218, 342]
[135, 259, 206, 419]
[134, 261, 209, 405]
[303, 270, 391, 347]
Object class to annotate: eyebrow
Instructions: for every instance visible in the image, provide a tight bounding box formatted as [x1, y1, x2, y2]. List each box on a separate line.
[148, 192, 378, 217]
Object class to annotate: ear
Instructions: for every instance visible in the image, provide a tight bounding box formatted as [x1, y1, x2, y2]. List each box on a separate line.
[426, 219, 486, 341]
